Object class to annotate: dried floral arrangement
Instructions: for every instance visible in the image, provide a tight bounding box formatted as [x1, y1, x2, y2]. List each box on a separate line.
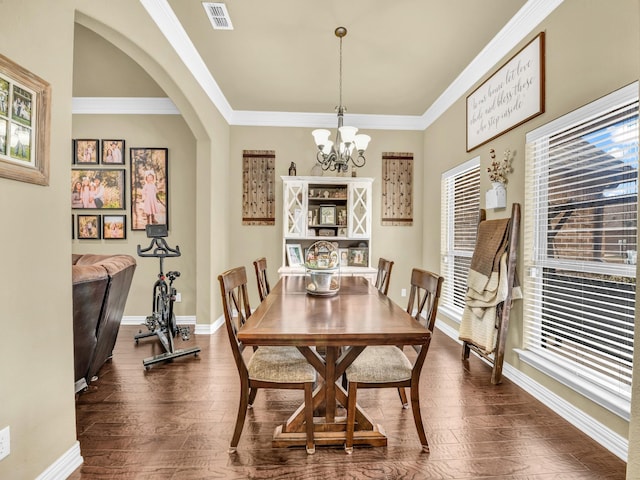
[487, 148, 513, 184]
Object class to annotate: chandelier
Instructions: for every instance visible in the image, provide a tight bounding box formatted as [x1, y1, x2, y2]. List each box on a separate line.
[312, 27, 371, 173]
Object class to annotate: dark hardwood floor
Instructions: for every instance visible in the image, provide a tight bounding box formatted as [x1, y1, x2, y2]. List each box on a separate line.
[70, 324, 626, 479]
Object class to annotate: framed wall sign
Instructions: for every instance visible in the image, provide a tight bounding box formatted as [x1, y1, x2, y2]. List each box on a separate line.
[0, 54, 51, 185]
[466, 32, 545, 151]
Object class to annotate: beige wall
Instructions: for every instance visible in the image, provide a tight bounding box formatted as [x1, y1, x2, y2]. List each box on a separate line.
[424, 0, 639, 443]
[72, 114, 197, 316]
[74, 1, 231, 328]
[229, 126, 425, 306]
[73, 24, 165, 98]
[0, 1, 78, 478]
[1, 0, 639, 477]
[73, 18, 426, 315]
[0, 0, 229, 476]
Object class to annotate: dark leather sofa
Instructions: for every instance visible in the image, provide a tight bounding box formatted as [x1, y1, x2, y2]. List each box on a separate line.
[72, 254, 136, 393]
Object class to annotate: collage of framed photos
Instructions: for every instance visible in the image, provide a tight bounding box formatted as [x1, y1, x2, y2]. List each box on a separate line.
[72, 139, 127, 240]
[71, 140, 169, 240]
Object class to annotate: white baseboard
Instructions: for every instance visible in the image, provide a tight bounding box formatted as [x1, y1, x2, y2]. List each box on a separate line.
[121, 315, 196, 325]
[194, 315, 224, 335]
[122, 315, 224, 334]
[434, 319, 629, 461]
[37, 441, 83, 480]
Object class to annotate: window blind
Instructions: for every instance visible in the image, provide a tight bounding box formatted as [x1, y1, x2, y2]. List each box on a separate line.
[441, 158, 480, 315]
[523, 83, 638, 414]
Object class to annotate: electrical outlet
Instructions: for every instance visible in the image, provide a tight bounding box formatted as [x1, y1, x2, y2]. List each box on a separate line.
[175, 292, 182, 302]
[401, 288, 407, 297]
[0, 426, 10, 461]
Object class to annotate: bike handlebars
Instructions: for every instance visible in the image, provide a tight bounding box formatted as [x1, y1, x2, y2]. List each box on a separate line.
[137, 237, 181, 258]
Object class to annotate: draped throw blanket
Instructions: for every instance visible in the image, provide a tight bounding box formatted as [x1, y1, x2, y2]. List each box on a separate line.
[459, 218, 521, 354]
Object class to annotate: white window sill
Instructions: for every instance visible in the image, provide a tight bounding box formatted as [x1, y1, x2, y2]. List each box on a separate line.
[515, 348, 630, 421]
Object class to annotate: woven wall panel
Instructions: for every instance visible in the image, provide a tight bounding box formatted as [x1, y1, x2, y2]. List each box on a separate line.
[242, 150, 275, 225]
[381, 152, 413, 226]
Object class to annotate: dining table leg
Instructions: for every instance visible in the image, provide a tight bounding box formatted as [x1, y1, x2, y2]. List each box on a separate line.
[272, 345, 386, 449]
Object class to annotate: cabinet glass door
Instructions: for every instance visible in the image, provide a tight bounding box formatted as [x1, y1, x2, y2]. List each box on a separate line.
[348, 182, 371, 238]
[284, 181, 306, 237]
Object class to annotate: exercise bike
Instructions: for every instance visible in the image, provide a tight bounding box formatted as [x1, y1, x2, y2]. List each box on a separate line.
[134, 224, 200, 369]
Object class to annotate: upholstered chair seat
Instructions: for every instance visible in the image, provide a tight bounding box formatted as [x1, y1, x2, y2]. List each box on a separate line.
[248, 346, 316, 383]
[345, 346, 412, 383]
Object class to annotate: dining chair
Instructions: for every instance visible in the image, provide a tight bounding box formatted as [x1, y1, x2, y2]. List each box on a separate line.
[253, 257, 271, 302]
[344, 268, 443, 454]
[218, 266, 316, 454]
[374, 257, 394, 295]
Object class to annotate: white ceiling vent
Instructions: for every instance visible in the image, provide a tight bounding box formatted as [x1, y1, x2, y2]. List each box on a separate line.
[202, 2, 234, 30]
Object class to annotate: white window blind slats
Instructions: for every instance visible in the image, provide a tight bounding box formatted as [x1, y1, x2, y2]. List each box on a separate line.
[523, 84, 638, 413]
[441, 158, 480, 314]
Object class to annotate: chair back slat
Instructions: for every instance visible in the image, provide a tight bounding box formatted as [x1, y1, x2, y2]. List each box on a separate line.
[406, 268, 444, 369]
[374, 258, 394, 295]
[218, 266, 253, 374]
[407, 268, 444, 332]
[253, 257, 270, 302]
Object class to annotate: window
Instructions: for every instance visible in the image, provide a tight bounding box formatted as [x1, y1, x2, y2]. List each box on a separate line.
[520, 83, 638, 419]
[440, 158, 481, 318]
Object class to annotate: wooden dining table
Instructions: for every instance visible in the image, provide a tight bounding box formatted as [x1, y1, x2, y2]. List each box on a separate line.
[237, 275, 431, 448]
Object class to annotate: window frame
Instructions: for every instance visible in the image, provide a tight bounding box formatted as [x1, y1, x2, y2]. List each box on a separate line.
[440, 157, 481, 320]
[517, 82, 639, 420]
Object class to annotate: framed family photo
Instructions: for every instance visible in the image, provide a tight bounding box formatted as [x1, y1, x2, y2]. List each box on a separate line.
[77, 214, 101, 239]
[103, 214, 126, 239]
[348, 247, 369, 267]
[130, 147, 168, 230]
[71, 168, 125, 209]
[73, 139, 99, 165]
[0, 53, 51, 186]
[339, 248, 349, 266]
[286, 244, 303, 267]
[102, 139, 125, 165]
[319, 205, 336, 225]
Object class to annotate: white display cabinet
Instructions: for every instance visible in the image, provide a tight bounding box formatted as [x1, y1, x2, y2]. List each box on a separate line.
[280, 176, 375, 280]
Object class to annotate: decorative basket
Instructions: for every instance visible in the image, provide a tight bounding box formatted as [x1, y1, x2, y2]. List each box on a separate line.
[305, 240, 340, 296]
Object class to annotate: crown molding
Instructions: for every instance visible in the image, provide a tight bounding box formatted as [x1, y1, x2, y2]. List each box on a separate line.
[229, 110, 425, 130]
[72, 96, 180, 114]
[139, 0, 233, 122]
[81, 0, 564, 128]
[420, 0, 564, 129]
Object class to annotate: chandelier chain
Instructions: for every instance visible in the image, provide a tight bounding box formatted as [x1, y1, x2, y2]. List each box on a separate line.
[310, 26, 370, 174]
[338, 34, 343, 110]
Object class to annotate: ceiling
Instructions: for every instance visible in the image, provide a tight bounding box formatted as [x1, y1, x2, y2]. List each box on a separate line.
[132, 0, 560, 128]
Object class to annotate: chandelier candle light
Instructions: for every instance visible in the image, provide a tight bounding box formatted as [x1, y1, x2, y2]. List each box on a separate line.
[312, 27, 371, 174]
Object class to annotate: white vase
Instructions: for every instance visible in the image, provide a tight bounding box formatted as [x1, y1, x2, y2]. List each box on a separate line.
[486, 182, 507, 209]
